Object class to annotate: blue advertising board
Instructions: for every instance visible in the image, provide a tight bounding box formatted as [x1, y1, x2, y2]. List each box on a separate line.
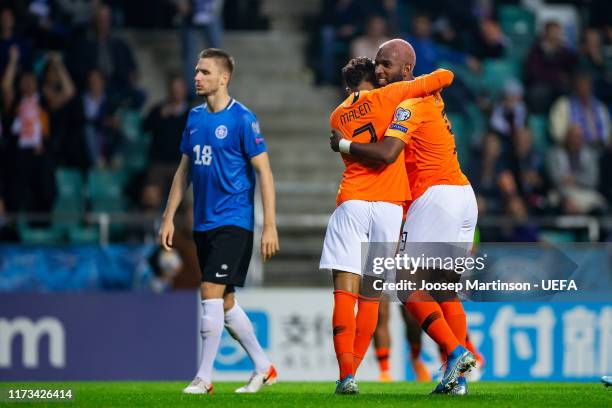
[405, 302, 611, 381]
[0, 292, 199, 381]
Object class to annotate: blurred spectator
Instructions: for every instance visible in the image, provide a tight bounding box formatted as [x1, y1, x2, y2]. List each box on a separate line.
[350, 14, 389, 59]
[40, 52, 77, 159]
[490, 79, 528, 139]
[549, 72, 610, 148]
[469, 131, 505, 215]
[2, 45, 56, 215]
[81, 69, 122, 168]
[55, 0, 98, 33]
[524, 20, 578, 113]
[504, 127, 546, 212]
[547, 124, 607, 214]
[473, 19, 507, 59]
[25, 0, 71, 50]
[174, 0, 224, 93]
[500, 195, 540, 242]
[578, 27, 612, 105]
[143, 74, 189, 191]
[148, 247, 183, 292]
[66, 4, 143, 108]
[317, 0, 367, 85]
[405, 13, 480, 77]
[600, 145, 612, 204]
[0, 7, 32, 75]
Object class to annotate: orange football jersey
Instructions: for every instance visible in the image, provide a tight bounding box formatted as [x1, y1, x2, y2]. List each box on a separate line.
[330, 69, 454, 206]
[384, 92, 469, 201]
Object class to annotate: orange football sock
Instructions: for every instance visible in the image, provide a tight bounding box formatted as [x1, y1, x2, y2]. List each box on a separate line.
[440, 301, 467, 347]
[353, 295, 380, 373]
[405, 299, 460, 356]
[333, 290, 358, 380]
[375, 347, 390, 373]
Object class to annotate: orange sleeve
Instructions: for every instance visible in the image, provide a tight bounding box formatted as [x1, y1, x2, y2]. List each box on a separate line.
[384, 99, 422, 144]
[380, 69, 454, 107]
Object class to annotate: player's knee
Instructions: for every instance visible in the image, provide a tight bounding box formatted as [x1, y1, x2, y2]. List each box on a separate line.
[223, 295, 235, 312]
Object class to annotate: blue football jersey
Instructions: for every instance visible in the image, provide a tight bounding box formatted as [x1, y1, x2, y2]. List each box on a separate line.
[180, 98, 267, 231]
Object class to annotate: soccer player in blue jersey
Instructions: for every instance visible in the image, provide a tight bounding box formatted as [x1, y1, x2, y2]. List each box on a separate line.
[159, 48, 279, 395]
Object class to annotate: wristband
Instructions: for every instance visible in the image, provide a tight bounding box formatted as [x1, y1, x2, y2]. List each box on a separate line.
[339, 139, 352, 154]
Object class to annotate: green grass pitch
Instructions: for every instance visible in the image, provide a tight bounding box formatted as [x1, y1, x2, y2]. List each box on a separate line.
[2, 381, 610, 407]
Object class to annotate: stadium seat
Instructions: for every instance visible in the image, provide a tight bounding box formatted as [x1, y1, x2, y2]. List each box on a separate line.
[67, 226, 99, 244]
[91, 197, 128, 213]
[447, 113, 471, 169]
[481, 59, 521, 98]
[539, 229, 576, 243]
[52, 197, 84, 231]
[56, 168, 84, 199]
[528, 114, 550, 152]
[87, 169, 129, 200]
[499, 5, 536, 43]
[17, 220, 64, 245]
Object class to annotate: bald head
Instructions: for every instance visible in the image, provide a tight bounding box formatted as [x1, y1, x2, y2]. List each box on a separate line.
[374, 39, 417, 86]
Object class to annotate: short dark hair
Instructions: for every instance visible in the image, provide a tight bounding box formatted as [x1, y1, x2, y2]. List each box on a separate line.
[342, 57, 376, 91]
[198, 48, 235, 75]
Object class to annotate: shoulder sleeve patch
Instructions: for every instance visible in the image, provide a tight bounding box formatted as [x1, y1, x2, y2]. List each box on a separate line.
[394, 107, 411, 122]
[389, 123, 408, 133]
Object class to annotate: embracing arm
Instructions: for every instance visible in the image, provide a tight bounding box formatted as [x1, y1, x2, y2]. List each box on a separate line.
[330, 129, 405, 164]
[381, 68, 454, 106]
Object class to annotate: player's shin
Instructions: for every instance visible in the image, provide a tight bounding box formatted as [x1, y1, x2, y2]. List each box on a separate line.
[196, 299, 225, 383]
[332, 289, 358, 380]
[353, 295, 380, 373]
[440, 300, 467, 347]
[225, 300, 271, 373]
[404, 292, 460, 356]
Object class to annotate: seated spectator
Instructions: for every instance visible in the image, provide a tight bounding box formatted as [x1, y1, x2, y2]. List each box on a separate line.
[504, 128, 546, 212]
[578, 27, 612, 105]
[175, 0, 224, 94]
[81, 69, 122, 168]
[66, 4, 143, 108]
[349, 15, 390, 59]
[144, 74, 189, 192]
[317, 0, 367, 85]
[2, 45, 56, 216]
[500, 195, 540, 242]
[405, 13, 480, 77]
[549, 72, 610, 148]
[490, 79, 528, 139]
[473, 19, 507, 59]
[148, 247, 183, 292]
[524, 20, 578, 113]
[0, 7, 32, 74]
[469, 131, 505, 215]
[547, 124, 607, 215]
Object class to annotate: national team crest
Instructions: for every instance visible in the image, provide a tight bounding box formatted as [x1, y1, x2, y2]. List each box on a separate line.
[215, 125, 228, 139]
[394, 107, 411, 121]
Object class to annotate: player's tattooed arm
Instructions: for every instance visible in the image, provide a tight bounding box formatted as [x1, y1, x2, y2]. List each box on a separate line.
[330, 130, 405, 165]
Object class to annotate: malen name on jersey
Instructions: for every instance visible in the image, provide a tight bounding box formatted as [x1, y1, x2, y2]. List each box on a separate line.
[340, 102, 372, 126]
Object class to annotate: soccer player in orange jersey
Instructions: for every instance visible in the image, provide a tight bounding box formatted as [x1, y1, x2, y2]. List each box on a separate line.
[320, 57, 454, 394]
[330, 39, 477, 395]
